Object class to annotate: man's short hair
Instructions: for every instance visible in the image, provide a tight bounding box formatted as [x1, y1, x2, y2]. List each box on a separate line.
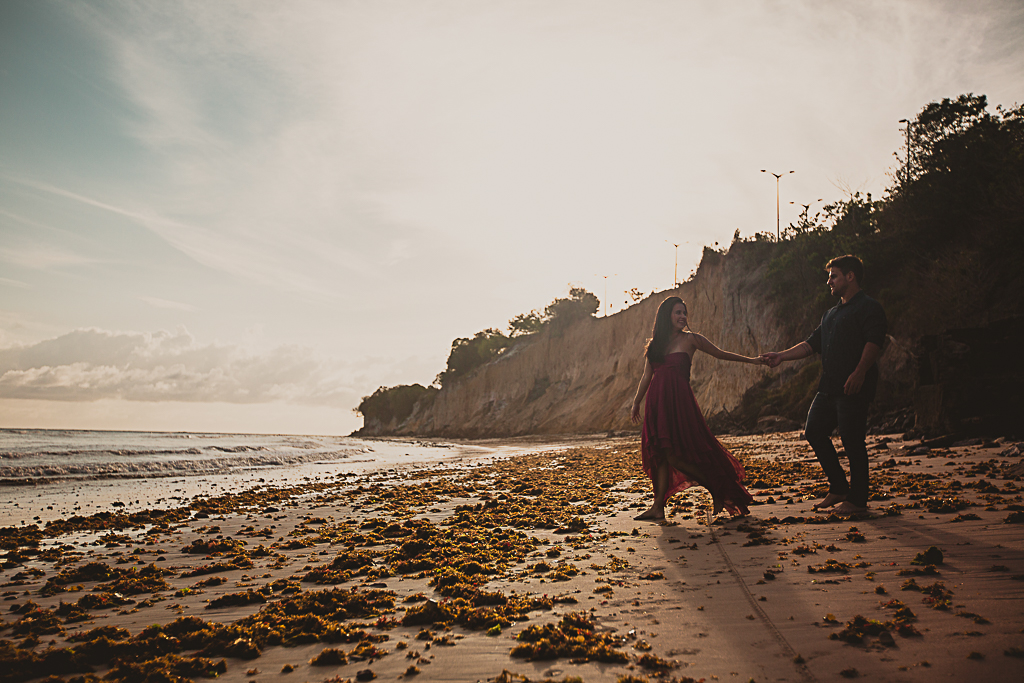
[826, 255, 864, 283]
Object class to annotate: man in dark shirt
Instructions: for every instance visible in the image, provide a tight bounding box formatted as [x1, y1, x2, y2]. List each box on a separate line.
[761, 255, 887, 514]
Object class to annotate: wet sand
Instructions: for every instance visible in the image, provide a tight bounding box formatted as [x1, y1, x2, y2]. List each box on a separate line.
[1, 432, 1022, 683]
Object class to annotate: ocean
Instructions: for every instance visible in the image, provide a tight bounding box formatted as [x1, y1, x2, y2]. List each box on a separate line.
[0, 429, 557, 528]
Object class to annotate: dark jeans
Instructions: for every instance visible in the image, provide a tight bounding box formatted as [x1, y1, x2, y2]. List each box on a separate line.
[804, 392, 870, 507]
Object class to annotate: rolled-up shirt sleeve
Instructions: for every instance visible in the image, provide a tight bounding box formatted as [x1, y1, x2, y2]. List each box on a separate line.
[805, 325, 822, 354]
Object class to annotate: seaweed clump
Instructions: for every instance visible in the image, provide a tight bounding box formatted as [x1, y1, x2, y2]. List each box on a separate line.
[910, 546, 944, 566]
[807, 559, 852, 574]
[0, 639, 93, 683]
[10, 604, 65, 637]
[510, 613, 628, 663]
[94, 563, 175, 595]
[104, 654, 227, 683]
[206, 589, 268, 609]
[830, 602, 920, 644]
[401, 592, 553, 631]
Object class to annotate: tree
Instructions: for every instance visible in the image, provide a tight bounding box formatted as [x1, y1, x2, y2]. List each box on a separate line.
[435, 328, 510, 387]
[508, 310, 545, 337]
[355, 384, 437, 425]
[544, 286, 599, 331]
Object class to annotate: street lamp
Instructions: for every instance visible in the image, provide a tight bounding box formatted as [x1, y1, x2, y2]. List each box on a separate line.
[595, 274, 618, 317]
[664, 240, 680, 288]
[790, 198, 824, 232]
[899, 118, 912, 185]
[761, 169, 794, 241]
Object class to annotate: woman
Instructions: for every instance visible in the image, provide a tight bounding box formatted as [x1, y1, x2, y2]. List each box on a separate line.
[630, 296, 762, 521]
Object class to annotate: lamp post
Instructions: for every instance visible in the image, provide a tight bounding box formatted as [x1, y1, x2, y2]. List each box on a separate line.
[761, 169, 794, 241]
[790, 198, 824, 218]
[899, 118, 912, 185]
[595, 274, 618, 316]
[665, 240, 680, 287]
[790, 198, 823, 233]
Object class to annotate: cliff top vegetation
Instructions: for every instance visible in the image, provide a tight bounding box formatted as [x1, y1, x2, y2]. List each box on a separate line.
[739, 93, 1023, 342]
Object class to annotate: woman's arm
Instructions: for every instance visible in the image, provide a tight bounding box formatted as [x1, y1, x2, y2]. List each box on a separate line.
[761, 341, 814, 368]
[693, 333, 763, 365]
[630, 359, 654, 424]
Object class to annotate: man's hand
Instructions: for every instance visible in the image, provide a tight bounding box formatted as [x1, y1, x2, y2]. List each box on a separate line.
[760, 352, 782, 368]
[844, 368, 866, 395]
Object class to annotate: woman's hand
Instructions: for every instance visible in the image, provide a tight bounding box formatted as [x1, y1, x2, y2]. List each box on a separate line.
[630, 401, 642, 424]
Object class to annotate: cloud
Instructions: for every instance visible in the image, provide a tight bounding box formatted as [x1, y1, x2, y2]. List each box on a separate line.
[0, 327, 365, 408]
[0, 245, 96, 270]
[0, 277, 30, 289]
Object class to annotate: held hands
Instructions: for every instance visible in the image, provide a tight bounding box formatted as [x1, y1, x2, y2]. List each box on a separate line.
[759, 352, 783, 368]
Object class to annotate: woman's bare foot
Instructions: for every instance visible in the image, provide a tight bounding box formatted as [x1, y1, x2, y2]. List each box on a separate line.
[812, 492, 847, 510]
[634, 506, 665, 521]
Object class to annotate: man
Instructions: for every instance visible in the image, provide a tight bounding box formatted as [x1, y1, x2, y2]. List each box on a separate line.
[761, 255, 887, 515]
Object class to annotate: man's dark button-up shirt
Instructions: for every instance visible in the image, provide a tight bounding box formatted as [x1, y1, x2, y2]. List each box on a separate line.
[805, 290, 887, 400]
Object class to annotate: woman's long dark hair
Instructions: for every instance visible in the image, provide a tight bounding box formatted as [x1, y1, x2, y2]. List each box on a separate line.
[645, 296, 687, 364]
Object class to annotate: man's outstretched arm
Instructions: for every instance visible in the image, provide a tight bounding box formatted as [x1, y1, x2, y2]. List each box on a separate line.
[761, 341, 814, 368]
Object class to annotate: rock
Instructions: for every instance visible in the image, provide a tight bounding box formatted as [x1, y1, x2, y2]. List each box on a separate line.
[920, 434, 955, 448]
[756, 415, 801, 434]
[1004, 461, 1024, 479]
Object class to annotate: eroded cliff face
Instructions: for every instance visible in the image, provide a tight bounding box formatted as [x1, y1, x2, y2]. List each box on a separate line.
[374, 249, 801, 438]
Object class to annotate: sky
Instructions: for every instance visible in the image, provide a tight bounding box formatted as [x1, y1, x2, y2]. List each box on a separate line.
[1, 0, 1022, 436]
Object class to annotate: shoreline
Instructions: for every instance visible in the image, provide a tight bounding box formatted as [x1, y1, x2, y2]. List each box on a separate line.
[1, 432, 1022, 682]
[0, 434, 608, 529]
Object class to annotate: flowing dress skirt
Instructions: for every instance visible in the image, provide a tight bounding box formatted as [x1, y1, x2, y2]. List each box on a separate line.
[641, 352, 753, 516]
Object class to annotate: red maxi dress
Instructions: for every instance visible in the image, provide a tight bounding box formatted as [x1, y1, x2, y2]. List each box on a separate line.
[641, 351, 753, 516]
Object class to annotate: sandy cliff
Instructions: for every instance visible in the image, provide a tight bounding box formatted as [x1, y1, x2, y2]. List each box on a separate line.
[380, 249, 806, 438]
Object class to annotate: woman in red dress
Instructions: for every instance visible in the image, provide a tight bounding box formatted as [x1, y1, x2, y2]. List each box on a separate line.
[630, 296, 763, 522]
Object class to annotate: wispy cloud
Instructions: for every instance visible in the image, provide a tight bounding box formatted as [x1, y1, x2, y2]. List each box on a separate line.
[0, 277, 30, 289]
[0, 327, 362, 407]
[0, 245, 96, 270]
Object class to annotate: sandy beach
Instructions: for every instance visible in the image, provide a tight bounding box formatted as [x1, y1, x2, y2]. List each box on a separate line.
[1, 432, 1022, 683]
